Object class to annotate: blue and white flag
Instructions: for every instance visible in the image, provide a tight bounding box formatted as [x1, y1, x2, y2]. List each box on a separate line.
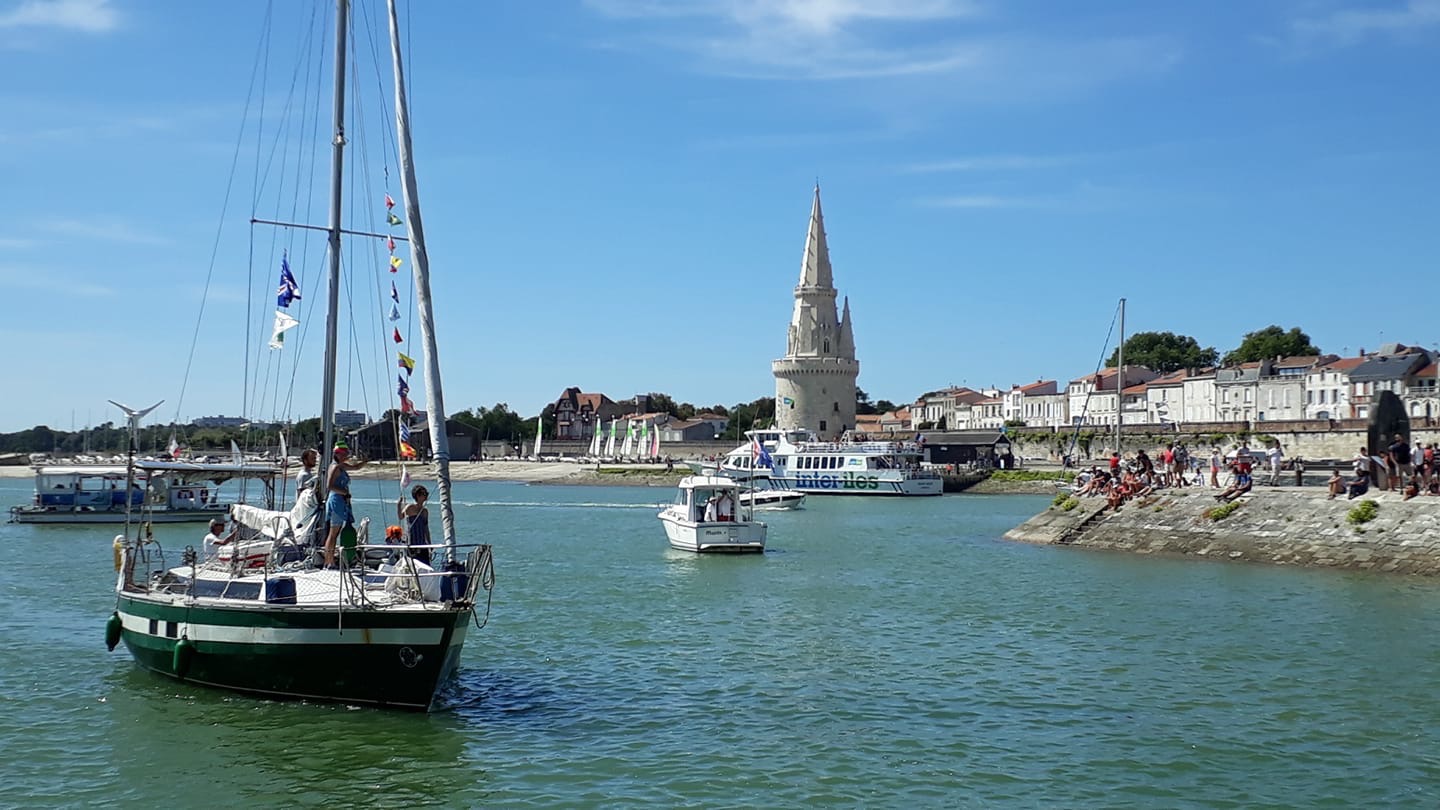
[276, 253, 301, 308]
[397, 375, 409, 399]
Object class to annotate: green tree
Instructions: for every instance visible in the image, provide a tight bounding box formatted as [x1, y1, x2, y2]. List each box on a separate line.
[1105, 331, 1218, 373]
[874, 399, 897, 413]
[856, 388, 876, 415]
[721, 397, 776, 440]
[1223, 326, 1321, 365]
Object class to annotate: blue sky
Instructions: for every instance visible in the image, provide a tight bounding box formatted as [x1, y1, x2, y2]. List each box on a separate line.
[2, 0, 1437, 433]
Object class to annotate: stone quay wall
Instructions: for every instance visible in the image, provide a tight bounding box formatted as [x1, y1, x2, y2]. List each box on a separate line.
[1005, 488, 1440, 576]
[1007, 426, 1440, 463]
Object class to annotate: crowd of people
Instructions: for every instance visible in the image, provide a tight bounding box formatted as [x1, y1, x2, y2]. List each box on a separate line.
[1327, 435, 1439, 501]
[1070, 433, 1439, 509]
[1070, 440, 1297, 510]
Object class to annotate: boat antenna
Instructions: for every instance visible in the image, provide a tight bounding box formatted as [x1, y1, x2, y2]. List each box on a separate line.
[387, 0, 457, 562]
[317, 0, 350, 502]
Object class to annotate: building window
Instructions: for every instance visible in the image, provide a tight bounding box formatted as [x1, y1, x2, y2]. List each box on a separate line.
[823, 339, 830, 353]
[819, 420, 827, 433]
[833, 402, 839, 413]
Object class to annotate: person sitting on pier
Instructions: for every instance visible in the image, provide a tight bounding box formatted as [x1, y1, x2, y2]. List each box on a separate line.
[1326, 469, 1345, 499]
[1214, 458, 1253, 502]
[1345, 449, 1371, 499]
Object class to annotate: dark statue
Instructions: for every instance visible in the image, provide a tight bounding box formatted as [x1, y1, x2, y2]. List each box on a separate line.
[1367, 390, 1410, 455]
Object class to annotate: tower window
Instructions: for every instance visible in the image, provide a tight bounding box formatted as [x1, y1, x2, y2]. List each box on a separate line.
[833, 402, 839, 412]
[823, 340, 830, 352]
[819, 420, 827, 432]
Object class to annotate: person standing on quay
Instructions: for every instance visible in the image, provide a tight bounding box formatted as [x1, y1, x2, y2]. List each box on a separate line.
[1389, 434, 1412, 492]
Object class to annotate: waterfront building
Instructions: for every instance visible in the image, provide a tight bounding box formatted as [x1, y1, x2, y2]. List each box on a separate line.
[551, 387, 624, 440]
[1143, 370, 1188, 425]
[1066, 366, 1158, 426]
[1305, 356, 1364, 420]
[191, 415, 247, 429]
[1348, 346, 1434, 420]
[1408, 360, 1438, 421]
[1004, 380, 1066, 428]
[1178, 368, 1217, 423]
[772, 186, 858, 441]
[333, 409, 367, 429]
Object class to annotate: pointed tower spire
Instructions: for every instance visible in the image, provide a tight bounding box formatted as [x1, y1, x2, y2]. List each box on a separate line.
[839, 295, 854, 357]
[799, 184, 834, 289]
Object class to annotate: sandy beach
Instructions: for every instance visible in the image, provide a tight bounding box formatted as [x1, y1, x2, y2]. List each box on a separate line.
[0, 459, 691, 487]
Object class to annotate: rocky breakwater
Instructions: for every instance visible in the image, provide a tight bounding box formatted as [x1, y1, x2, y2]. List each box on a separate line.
[1005, 487, 1440, 576]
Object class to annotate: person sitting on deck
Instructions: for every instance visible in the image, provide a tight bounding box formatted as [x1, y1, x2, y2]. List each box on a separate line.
[703, 492, 720, 522]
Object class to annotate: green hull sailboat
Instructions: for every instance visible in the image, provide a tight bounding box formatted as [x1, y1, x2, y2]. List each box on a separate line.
[109, 0, 494, 711]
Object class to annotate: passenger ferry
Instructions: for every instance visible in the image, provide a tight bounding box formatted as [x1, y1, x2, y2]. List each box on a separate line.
[703, 429, 943, 497]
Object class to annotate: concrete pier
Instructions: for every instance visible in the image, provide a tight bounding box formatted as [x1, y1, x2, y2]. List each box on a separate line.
[1005, 487, 1440, 576]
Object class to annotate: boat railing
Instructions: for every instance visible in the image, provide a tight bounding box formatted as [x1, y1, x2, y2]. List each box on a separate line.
[791, 441, 927, 456]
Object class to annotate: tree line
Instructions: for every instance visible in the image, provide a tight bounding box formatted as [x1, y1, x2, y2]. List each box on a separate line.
[1103, 325, 1324, 374]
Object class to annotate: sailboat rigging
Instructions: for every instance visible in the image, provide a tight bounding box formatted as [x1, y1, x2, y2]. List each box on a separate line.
[106, 0, 495, 711]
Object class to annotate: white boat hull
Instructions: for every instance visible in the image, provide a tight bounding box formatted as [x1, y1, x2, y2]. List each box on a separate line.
[657, 510, 766, 553]
[10, 507, 232, 525]
[742, 490, 806, 510]
[766, 474, 943, 496]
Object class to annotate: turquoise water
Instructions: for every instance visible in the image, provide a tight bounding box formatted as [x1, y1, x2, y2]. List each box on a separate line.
[3, 475, 1439, 807]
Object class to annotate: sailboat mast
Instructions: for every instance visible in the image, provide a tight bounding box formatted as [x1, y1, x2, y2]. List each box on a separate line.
[318, 0, 350, 495]
[387, 0, 457, 559]
[1115, 297, 1125, 457]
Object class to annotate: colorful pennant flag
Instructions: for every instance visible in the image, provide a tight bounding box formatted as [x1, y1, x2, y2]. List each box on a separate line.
[389, 255, 403, 271]
[390, 281, 399, 302]
[387, 236, 396, 252]
[393, 327, 403, 344]
[385, 192, 396, 210]
[399, 465, 412, 490]
[398, 420, 416, 460]
[397, 352, 415, 375]
[400, 395, 415, 414]
[388, 303, 401, 322]
[387, 212, 402, 227]
[397, 375, 410, 399]
[276, 253, 301, 308]
[269, 310, 300, 349]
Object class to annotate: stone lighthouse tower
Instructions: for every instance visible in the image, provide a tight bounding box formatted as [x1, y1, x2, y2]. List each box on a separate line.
[772, 186, 858, 441]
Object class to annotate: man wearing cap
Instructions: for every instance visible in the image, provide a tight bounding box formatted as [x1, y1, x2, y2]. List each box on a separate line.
[203, 517, 236, 559]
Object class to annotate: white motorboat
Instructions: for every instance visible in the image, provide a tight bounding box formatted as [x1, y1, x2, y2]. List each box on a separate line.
[741, 483, 806, 510]
[658, 475, 767, 553]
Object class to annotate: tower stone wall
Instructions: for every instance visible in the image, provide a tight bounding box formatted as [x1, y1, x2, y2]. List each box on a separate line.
[772, 187, 858, 441]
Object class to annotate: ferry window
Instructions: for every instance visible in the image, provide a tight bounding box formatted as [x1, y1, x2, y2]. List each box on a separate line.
[830, 457, 838, 469]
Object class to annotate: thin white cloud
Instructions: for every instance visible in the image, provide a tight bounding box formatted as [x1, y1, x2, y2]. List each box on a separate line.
[586, 0, 1181, 96]
[36, 218, 171, 247]
[917, 194, 1043, 209]
[0, 264, 114, 296]
[903, 154, 1081, 173]
[0, 236, 40, 249]
[0, 0, 118, 32]
[1280, 0, 1440, 49]
[587, 0, 989, 80]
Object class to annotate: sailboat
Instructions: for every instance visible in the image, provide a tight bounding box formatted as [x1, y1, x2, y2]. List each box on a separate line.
[106, 0, 494, 711]
[532, 416, 544, 461]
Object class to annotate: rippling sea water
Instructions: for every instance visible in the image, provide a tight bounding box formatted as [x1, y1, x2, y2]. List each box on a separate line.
[3, 475, 1438, 807]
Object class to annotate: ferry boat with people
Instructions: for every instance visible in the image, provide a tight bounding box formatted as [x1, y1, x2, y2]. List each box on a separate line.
[702, 428, 943, 496]
[10, 460, 282, 524]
